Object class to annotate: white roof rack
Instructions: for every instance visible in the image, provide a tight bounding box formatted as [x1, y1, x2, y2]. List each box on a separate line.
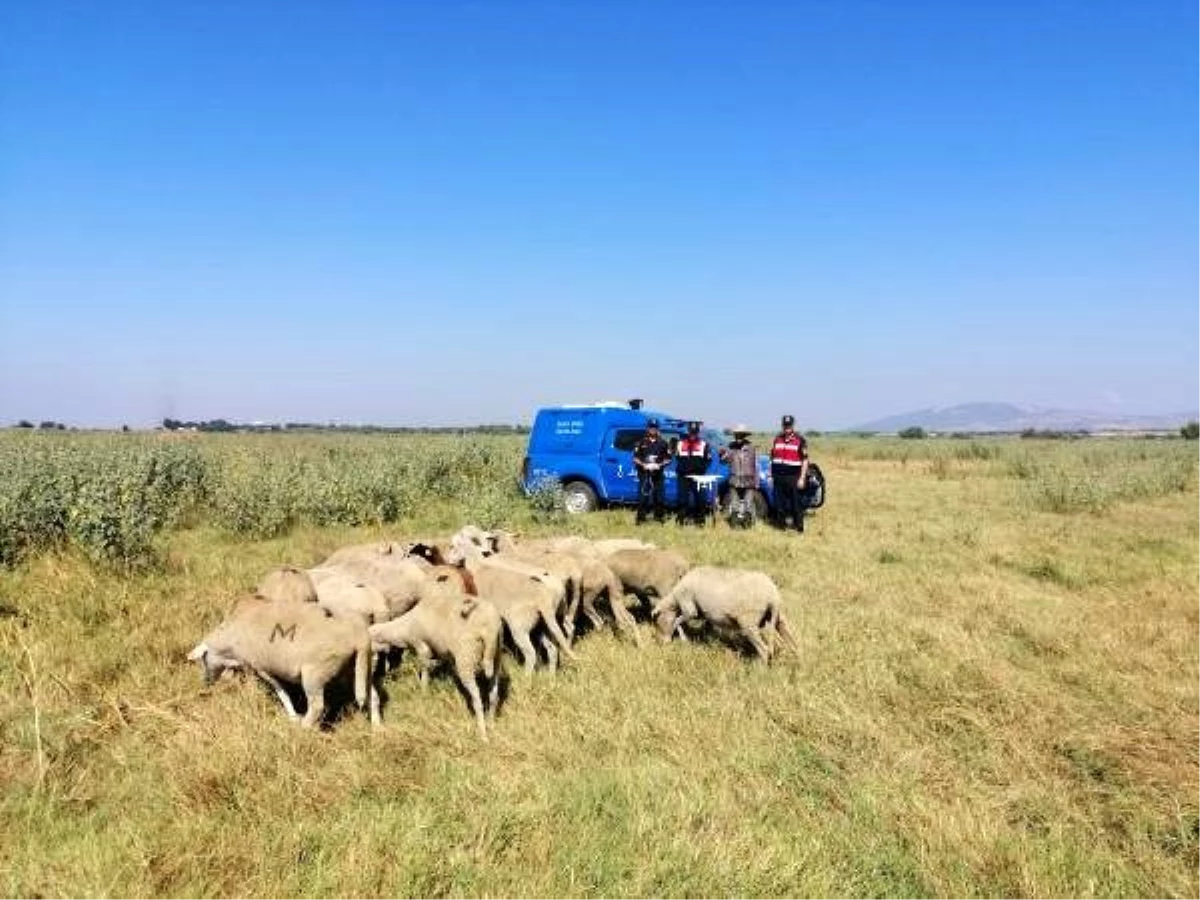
[558, 401, 631, 409]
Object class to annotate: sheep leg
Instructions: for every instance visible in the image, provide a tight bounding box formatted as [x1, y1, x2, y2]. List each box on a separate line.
[540, 607, 577, 662]
[368, 678, 382, 727]
[455, 660, 489, 742]
[415, 643, 436, 690]
[539, 633, 559, 673]
[563, 590, 581, 643]
[256, 669, 300, 720]
[775, 611, 801, 654]
[509, 626, 539, 676]
[486, 667, 500, 720]
[367, 652, 384, 726]
[742, 623, 773, 663]
[581, 594, 606, 632]
[606, 594, 643, 646]
[299, 668, 326, 729]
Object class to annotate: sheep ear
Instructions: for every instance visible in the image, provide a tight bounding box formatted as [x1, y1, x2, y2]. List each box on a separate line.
[187, 642, 208, 662]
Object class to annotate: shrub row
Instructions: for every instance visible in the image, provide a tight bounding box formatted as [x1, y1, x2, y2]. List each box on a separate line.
[0, 433, 524, 567]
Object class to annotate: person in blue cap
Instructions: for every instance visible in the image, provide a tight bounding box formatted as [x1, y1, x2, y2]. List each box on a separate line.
[633, 418, 672, 523]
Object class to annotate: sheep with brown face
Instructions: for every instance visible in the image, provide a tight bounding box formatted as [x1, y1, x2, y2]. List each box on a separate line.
[186, 594, 380, 728]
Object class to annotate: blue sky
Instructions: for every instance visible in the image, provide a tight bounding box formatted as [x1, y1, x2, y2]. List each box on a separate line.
[1, 0, 1195, 430]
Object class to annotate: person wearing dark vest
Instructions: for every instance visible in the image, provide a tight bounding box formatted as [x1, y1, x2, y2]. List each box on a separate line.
[769, 414, 809, 532]
[633, 418, 672, 524]
[674, 420, 712, 525]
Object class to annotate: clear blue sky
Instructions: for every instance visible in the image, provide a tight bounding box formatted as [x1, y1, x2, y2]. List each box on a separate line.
[1, 0, 1195, 430]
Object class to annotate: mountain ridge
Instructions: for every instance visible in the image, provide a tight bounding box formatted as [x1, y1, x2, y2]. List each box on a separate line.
[850, 402, 1197, 434]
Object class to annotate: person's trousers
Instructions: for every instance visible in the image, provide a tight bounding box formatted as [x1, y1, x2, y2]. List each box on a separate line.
[773, 472, 805, 530]
[730, 486, 754, 521]
[677, 475, 705, 522]
[637, 472, 666, 521]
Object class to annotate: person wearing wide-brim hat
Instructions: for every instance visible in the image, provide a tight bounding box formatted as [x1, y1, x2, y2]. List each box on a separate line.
[719, 424, 759, 527]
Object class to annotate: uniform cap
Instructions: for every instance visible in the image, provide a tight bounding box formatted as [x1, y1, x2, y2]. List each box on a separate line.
[646, 418, 660, 428]
[687, 420, 700, 432]
[782, 414, 795, 428]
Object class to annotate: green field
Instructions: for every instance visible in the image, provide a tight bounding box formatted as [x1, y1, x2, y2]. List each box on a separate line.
[0, 431, 1196, 897]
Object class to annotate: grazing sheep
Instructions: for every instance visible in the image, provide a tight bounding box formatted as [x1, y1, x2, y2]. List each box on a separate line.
[321, 540, 415, 567]
[494, 535, 641, 645]
[186, 595, 380, 728]
[368, 589, 503, 740]
[256, 565, 318, 604]
[494, 546, 583, 642]
[397, 539, 455, 566]
[423, 564, 478, 596]
[590, 538, 658, 556]
[446, 537, 576, 675]
[321, 556, 428, 619]
[604, 547, 690, 616]
[306, 567, 392, 626]
[649, 566, 799, 662]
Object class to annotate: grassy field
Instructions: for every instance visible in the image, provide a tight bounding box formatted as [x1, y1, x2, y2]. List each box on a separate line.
[0, 432, 1196, 897]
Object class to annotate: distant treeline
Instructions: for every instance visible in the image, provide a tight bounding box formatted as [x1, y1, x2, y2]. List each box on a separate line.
[160, 418, 530, 435]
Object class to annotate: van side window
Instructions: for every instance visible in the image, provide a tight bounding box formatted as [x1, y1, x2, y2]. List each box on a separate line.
[612, 429, 644, 452]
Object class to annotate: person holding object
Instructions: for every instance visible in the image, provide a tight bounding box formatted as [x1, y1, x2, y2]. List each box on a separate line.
[769, 414, 809, 532]
[633, 418, 672, 524]
[719, 424, 758, 527]
[674, 420, 712, 525]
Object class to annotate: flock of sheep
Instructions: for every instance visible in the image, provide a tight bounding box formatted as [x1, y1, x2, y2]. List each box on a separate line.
[186, 525, 799, 739]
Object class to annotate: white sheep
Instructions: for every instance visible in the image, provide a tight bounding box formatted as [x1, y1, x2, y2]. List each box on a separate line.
[256, 565, 318, 604]
[446, 536, 576, 675]
[649, 566, 799, 662]
[186, 595, 380, 728]
[490, 533, 641, 645]
[368, 587, 503, 740]
[603, 547, 691, 616]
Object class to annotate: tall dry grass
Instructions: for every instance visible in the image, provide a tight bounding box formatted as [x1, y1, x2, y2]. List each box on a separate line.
[0, 434, 1195, 897]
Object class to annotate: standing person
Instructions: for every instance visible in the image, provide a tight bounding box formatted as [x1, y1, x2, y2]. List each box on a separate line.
[633, 418, 672, 524]
[674, 420, 713, 525]
[769, 414, 809, 532]
[719, 424, 758, 527]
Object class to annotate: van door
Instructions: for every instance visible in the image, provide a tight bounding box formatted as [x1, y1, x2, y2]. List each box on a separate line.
[600, 427, 647, 502]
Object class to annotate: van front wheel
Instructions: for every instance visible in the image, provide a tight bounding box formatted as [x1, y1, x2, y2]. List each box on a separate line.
[562, 481, 598, 514]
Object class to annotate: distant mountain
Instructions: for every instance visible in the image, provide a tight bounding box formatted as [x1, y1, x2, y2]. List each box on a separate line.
[850, 402, 1198, 434]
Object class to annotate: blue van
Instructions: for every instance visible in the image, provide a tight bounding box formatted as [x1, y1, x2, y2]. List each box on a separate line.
[520, 401, 777, 517]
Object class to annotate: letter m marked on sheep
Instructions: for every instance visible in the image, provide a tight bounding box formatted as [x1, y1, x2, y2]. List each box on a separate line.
[270, 623, 297, 643]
